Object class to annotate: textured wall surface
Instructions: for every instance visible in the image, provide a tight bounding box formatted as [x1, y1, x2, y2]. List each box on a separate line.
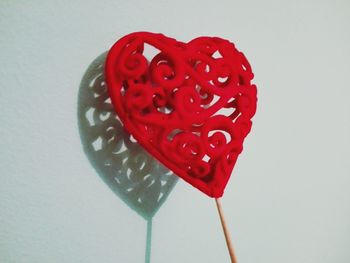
[1, 1, 349, 262]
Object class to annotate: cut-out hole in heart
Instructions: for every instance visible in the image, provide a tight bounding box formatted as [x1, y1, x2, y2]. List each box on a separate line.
[106, 32, 257, 197]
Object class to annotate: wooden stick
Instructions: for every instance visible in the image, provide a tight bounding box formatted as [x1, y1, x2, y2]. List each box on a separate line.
[215, 198, 238, 263]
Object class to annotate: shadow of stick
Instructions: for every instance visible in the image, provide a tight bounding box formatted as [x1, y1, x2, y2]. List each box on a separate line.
[77, 52, 178, 263]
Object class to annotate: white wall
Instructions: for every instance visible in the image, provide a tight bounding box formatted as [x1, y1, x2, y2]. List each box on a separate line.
[1, 1, 349, 262]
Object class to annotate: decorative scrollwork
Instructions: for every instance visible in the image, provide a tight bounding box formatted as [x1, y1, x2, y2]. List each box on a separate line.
[105, 32, 257, 197]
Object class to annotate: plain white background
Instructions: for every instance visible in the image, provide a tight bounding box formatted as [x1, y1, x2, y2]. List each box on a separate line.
[1, 1, 349, 262]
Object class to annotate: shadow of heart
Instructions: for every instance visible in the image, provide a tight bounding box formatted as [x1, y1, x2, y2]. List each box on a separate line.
[77, 52, 178, 262]
[78, 53, 178, 263]
[78, 52, 178, 219]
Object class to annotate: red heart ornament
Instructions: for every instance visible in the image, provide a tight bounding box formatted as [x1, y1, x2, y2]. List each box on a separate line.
[105, 32, 257, 197]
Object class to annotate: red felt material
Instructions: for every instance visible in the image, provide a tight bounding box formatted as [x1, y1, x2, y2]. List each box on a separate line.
[105, 32, 257, 197]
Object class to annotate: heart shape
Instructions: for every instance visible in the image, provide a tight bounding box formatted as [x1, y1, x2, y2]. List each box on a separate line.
[105, 32, 257, 197]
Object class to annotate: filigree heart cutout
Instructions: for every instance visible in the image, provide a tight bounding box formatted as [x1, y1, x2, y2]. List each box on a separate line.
[105, 32, 257, 197]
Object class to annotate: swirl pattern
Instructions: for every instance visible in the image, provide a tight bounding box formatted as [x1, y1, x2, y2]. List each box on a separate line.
[105, 32, 257, 197]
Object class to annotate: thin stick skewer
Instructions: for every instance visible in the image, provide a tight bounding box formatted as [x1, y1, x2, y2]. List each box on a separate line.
[215, 198, 238, 263]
